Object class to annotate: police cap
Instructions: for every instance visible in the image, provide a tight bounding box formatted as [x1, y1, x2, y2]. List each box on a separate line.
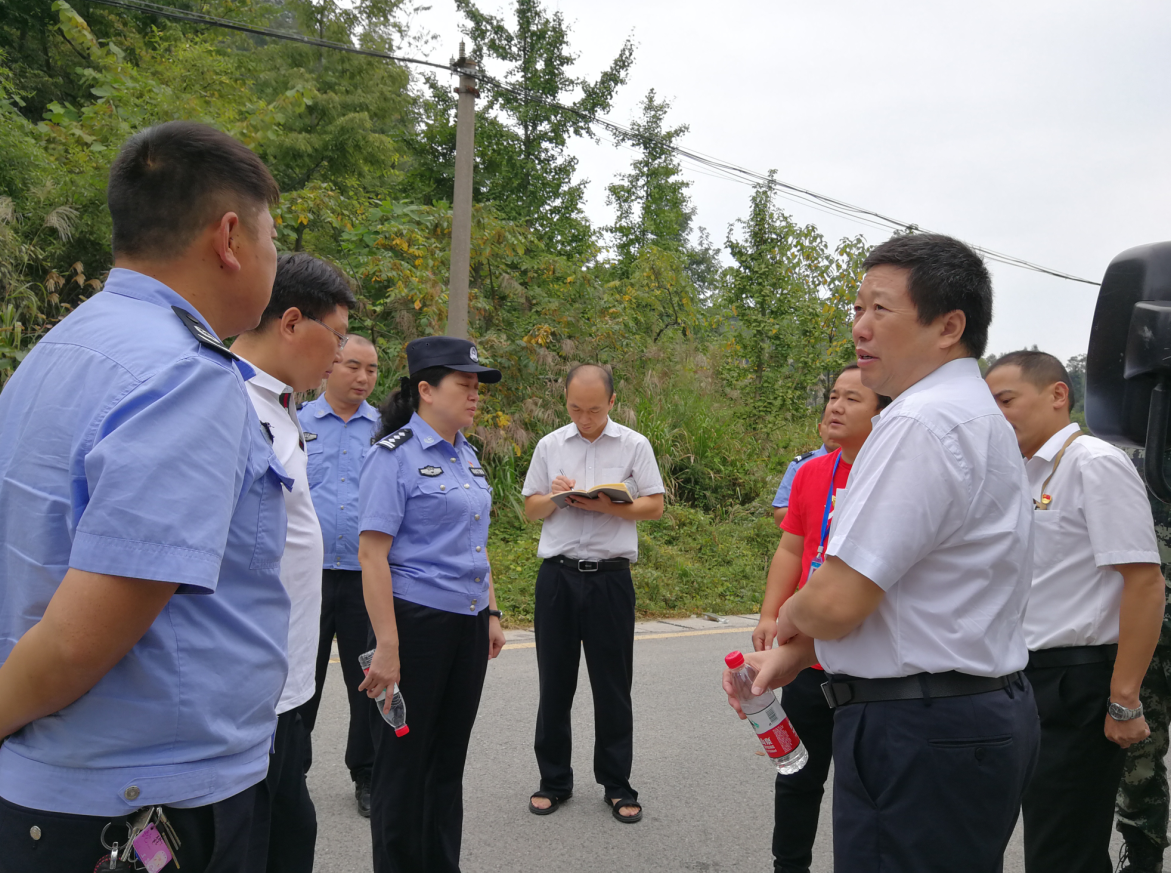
[406, 336, 502, 383]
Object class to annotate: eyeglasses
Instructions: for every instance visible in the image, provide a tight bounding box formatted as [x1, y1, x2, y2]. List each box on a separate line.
[306, 315, 348, 349]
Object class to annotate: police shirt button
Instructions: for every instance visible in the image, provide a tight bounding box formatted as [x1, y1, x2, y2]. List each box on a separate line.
[475, 546, 482, 552]
[464, 483, 470, 489]
[451, 457, 457, 462]
[341, 477, 345, 482]
[440, 484, 446, 491]
[29, 826, 41, 840]
[474, 514, 480, 521]
[475, 577, 481, 582]
[338, 535, 344, 539]
[343, 450, 348, 454]
[125, 786, 140, 801]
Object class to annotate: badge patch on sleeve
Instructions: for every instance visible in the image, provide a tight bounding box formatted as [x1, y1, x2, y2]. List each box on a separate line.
[419, 465, 443, 477]
[469, 466, 486, 477]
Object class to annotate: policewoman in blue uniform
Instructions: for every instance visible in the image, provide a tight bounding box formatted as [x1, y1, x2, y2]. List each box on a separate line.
[358, 336, 507, 873]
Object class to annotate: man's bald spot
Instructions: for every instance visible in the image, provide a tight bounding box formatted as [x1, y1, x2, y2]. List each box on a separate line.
[566, 363, 614, 397]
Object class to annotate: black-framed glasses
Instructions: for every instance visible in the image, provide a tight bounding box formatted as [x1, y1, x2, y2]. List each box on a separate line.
[306, 315, 348, 349]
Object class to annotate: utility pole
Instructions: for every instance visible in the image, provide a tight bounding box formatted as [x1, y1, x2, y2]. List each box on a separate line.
[446, 41, 478, 339]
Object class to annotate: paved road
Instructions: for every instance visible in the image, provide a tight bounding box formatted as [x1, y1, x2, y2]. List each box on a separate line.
[307, 616, 1133, 872]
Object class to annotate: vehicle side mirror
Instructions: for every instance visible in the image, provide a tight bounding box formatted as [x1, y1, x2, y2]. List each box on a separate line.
[1086, 241, 1171, 501]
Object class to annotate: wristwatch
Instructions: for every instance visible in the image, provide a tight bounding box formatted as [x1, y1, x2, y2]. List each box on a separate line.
[1108, 699, 1144, 721]
[487, 609, 503, 620]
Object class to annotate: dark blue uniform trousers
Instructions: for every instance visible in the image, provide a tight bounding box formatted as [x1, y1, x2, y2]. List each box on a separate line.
[831, 674, 1040, 873]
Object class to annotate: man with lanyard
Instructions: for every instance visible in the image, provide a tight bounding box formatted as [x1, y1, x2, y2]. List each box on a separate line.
[753, 363, 889, 873]
[232, 252, 357, 872]
[522, 364, 665, 823]
[772, 412, 837, 529]
[0, 122, 290, 870]
[726, 233, 1039, 872]
[986, 350, 1163, 873]
[298, 333, 381, 817]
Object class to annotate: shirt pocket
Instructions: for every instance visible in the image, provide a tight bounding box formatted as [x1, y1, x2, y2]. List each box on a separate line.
[306, 441, 325, 487]
[412, 479, 450, 527]
[598, 465, 630, 487]
[1031, 510, 1065, 574]
[251, 453, 291, 571]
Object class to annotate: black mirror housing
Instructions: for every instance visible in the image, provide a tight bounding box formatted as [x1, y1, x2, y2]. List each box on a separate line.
[1086, 241, 1171, 499]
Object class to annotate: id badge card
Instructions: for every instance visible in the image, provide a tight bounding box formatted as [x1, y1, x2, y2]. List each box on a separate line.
[808, 559, 823, 574]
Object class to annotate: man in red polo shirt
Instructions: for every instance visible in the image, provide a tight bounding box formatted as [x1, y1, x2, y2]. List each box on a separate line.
[753, 363, 890, 873]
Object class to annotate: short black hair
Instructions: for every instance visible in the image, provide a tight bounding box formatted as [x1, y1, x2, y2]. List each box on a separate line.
[986, 350, 1076, 410]
[107, 121, 280, 259]
[566, 363, 614, 398]
[862, 233, 993, 359]
[835, 362, 892, 410]
[258, 253, 357, 329]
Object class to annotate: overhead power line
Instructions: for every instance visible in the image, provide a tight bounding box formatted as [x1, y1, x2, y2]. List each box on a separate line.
[84, 0, 1100, 286]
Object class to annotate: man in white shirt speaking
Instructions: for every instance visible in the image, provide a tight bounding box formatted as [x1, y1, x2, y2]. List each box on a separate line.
[986, 350, 1163, 873]
[726, 233, 1039, 872]
[522, 364, 665, 824]
[232, 252, 356, 872]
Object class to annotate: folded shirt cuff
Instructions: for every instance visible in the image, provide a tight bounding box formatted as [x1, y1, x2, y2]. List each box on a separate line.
[70, 531, 222, 593]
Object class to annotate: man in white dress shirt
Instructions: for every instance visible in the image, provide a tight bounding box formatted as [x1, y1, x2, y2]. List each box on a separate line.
[986, 350, 1163, 873]
[726, 233, 1040, 872]
[232, 252, 356, 871]
[521, 364, 665, 824]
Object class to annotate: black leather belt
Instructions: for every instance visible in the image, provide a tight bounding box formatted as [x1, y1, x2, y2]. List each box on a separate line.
[1027, 643, 1117, 671]
[547, 555, 630, 573]
[821, 671, 1024, 709]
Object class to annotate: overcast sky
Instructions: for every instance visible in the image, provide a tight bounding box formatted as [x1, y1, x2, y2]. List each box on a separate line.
[409, 0, 1171, 362]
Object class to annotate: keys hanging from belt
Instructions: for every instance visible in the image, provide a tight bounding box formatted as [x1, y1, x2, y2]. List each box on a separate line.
[96, 805, 183, 872]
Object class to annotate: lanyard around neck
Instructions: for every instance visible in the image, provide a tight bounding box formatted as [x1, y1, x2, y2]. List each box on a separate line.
[816, 452, 844, 559]
[1034, 428, 1081, 510]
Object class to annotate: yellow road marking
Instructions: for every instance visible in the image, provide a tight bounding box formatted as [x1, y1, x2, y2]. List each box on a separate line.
[503, 625, 752, 650]
[328, 625, 753, 661]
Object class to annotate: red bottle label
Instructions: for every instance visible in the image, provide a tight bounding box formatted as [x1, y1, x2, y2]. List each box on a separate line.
[746, 699, 800, 758]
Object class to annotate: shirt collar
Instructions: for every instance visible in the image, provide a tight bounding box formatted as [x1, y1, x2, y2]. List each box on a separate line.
[310, 395, 380, 422]
[566, 417, 619, 443]
[241, 361, 293, 397]
[1032, 422, 1081, 463]
[102, 268, 254, 380]
[409, 411, 469, 451]
[890, 357, 982, 406]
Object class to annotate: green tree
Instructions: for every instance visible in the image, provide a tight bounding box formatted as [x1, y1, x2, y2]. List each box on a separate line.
[452, 0, 634, 257]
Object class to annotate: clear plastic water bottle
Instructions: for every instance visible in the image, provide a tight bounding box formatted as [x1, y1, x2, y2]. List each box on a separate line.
[359, 649, 409, 737]
[725, 651, 808, 774]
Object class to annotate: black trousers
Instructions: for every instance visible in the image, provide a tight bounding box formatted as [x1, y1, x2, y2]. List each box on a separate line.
[533, 559, 637, 800]
[774, 667, 836, 873]
[369, 598, 489, 873]
[832, 675, 1040, 873]
[301, 568, 376, 784]
[1022, 660, 1126, 873]
[0, 782, 262, 873]
[249, 708, 317, 873]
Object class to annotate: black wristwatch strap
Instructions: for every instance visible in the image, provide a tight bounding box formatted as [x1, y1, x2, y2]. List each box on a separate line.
[487, 609, 503, 620]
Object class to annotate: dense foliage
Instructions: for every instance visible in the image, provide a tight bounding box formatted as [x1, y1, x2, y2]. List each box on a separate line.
[0, 0, 1081, 621]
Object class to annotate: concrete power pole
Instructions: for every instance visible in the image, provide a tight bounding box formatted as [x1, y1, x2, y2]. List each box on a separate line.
[446, 42, 478, 339]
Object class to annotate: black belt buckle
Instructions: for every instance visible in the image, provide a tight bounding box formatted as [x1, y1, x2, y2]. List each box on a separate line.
[577, 559, 599, 572]
[821, 680, 851, 709]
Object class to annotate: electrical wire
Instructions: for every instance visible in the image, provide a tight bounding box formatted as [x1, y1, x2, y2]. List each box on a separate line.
[84, 0, 1099, 286]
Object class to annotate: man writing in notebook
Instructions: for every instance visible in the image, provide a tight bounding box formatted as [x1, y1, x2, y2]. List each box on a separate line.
[521, 364, 665, 824]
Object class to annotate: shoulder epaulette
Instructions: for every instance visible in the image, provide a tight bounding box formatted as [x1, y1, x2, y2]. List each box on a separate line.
[173, 306, 234, 360]
[794, 449, 817, 464]
[377, 428, 412, 451]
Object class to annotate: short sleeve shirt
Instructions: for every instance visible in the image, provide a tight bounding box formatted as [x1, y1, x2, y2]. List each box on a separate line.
[359, 413, 492, 615]
[0, 269, 291, 816]
[816, 358, 1033, 679]
[298, 395, 380, 571]
[1023, 423, 1160, 650]
[521, 419, 665, 561]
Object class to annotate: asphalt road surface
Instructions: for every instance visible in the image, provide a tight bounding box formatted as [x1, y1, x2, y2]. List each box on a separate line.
[307, 616, 1136, 872]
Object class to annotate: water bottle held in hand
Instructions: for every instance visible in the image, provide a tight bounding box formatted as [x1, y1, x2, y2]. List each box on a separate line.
[725, 651, 808, 774]
[359, 649, 409, 737]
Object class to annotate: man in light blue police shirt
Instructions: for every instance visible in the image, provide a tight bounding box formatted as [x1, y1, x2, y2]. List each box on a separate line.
[0, 122, 291, 873]
[298, 334, 381, 817]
